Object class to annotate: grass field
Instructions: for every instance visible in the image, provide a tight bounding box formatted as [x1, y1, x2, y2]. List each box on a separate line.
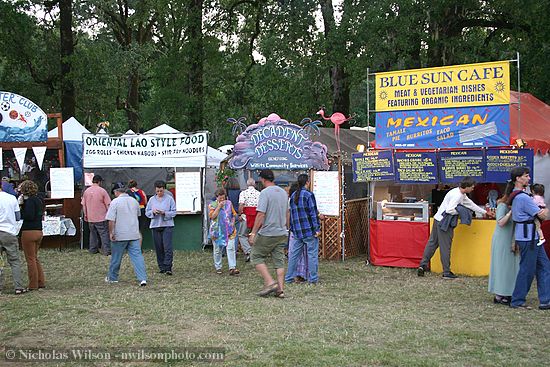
[1, 248, 549, 366]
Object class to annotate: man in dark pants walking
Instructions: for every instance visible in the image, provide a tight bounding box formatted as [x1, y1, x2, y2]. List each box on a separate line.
[418, 177, 493, 279]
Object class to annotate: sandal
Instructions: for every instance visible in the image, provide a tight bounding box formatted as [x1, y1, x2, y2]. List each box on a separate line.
[15, 288, 29, 295]
[229, 269, 240, 276]
[215, 269, 222, 275]
[274, 289, 285, 298]
[258, 282, 278, 297]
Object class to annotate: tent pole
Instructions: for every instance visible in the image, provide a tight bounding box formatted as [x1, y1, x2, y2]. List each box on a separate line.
[516, 52, 521, 139]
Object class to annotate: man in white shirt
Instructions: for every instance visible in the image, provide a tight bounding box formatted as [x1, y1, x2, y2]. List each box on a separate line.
[418, 177, 493, 279]
[104, 186, 148, 286]
[0, 185, 26, 294]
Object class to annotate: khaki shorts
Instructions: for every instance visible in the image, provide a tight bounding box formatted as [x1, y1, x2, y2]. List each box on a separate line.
[251, 234, 288, 269]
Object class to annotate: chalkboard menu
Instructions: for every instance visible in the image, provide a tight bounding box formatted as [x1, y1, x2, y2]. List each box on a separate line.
[352, 150, 395, 182]
[438, 150, 485, 183]
[486, 148, 534, 182]
[394, 152, 438, 184]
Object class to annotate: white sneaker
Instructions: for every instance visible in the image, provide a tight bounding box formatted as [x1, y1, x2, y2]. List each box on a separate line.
[104, 276, 118, 284]
[537, 238, 546, 247]
[140, 280, 147, 287]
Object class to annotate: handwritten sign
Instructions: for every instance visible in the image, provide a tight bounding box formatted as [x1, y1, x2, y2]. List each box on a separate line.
[394, 152, 438, 184]
[375, 61, 510, 112]
[485, 148, 534, 183]
[352, 150, 395, 182]
[175, 172, 202, 213]
[50, 167, 74, 199]
[312, 171, 340, 216]
[438, 150, 485, 183]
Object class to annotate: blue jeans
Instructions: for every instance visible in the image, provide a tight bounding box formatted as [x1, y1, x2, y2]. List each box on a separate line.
[286, 235, 319, 283]
[213, 238, 236, 270]
[107, 240, 147, 282]
[511, 240, 550, 307]
[152, 227, 174, 272]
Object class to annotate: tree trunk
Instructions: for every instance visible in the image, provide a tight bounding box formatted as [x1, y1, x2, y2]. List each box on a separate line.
[126, 71, 140, 132]
[59, 0, 75, 121]
[319, 0, 350, 116]
[187, 0, 204, 131]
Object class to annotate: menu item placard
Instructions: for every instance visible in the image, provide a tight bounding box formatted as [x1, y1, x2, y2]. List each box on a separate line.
[486, 148, 534, 183]
[394, 152, 438, 184]
[175, 171, 202, 213]
[438, 149, 485, 183]
[312, 171, 340, 216]
[352, 150, 395, 182]
[50, 167, 75, 199]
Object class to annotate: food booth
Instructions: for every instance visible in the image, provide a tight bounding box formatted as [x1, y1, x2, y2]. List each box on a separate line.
[357, 59, 544, 275]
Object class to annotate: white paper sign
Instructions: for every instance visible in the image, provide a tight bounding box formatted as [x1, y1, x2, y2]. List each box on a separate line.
[50, 167, 74, 198]
[32, 146, 47, 169]
[312, 171, 340, 216]
[13, 147, 27, 172]
[175, 171, 201, 213]
[0, 148, 2, 168]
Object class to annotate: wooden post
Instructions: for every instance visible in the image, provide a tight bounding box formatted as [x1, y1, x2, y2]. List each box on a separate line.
[48, 113, 65, 167]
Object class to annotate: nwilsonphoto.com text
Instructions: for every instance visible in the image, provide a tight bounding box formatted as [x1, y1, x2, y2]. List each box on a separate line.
[3, 347, 225, 362]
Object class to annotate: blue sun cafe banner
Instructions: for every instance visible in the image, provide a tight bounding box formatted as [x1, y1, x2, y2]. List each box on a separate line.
[394, 151, 438, 184]
[229, 117, 329, 170]
[438, 149, 486, 183]
[352, 150, 395, 182]
[375, 105, 510, 149]
[0, 91, 48, 142]
[485, 148, 534, 183]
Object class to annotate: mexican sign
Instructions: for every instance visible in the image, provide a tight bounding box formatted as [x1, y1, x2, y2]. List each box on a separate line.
[485, 148, 534, 183]
[82, 132, 208, 168]
[375, 105, 510, 148]
[375, 61, 510, 112]
[352, 150, 395, 182]
[229, 115, 329, 170]
[394, 151, 438, 184]
[0, 91, 48, 142]
[438, 149, 486, 183]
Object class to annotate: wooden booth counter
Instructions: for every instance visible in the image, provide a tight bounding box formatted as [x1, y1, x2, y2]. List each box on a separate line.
[430, 218, 495, 276]
[41, 191, 82, 249]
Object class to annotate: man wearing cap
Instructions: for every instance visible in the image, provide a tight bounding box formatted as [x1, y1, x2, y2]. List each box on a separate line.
[81, 174, 111, 255]
[248, 169, 289, 298]
[104, 186, 147, 286]
[1, 177, 17, 197]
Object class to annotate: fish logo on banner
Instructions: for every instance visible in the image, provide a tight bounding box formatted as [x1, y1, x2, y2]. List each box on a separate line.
[0, 91, 48, 142]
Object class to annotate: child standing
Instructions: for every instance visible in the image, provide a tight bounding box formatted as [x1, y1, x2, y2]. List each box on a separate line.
[531, 183, 546, 246]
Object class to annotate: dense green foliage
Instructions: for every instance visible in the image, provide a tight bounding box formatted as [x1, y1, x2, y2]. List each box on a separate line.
[1, 0, 549, 146]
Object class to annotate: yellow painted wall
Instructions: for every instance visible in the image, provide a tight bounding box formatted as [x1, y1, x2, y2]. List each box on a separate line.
[430, 218, 495, 276]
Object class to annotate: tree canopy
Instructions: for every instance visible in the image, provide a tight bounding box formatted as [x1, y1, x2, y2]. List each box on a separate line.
[1, 0, 548, 146]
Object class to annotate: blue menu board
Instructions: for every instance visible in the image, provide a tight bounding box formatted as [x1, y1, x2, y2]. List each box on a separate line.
[438, 149, 485, 183]
[394, 151, 438, 184]
[485, 148, 534, 183]
[352, 150, 395, 182]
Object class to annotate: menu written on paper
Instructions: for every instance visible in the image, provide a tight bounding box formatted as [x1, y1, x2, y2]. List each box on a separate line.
[352, 150, 395, 182]
[394, 152, 438, 184]
[175, 171, 202, 213]
[312, 171, 340, 217]
[50, 167, 75, 199]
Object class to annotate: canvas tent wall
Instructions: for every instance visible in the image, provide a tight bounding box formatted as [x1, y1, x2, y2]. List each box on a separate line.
[47, 117, 90, 181]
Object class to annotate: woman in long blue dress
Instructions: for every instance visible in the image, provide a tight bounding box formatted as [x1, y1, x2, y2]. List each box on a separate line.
[488, 183, 520, 305]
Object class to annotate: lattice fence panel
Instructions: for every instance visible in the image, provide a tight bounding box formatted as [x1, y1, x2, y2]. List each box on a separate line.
[321, 216, 342, 260]
[344, 198, 369, 258]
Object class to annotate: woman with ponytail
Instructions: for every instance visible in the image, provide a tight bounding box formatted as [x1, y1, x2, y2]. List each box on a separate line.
[286, 174, 321, 284]
[488, 181, 519, 305]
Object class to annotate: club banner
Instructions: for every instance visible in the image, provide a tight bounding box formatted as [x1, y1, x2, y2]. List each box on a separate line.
[485, 148, 534, 183]
[438, 149, 485, 183]
[82, 132, 208, 168]
[375, 61, 510, 112]
[0, 91, 48, 142]
[352, 150, 395, 182]
[375, 105, 510, 149]
[394, 151, 438, 184]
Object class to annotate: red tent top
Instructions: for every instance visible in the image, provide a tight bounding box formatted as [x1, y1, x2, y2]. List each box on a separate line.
[510, 91, 550, 154]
